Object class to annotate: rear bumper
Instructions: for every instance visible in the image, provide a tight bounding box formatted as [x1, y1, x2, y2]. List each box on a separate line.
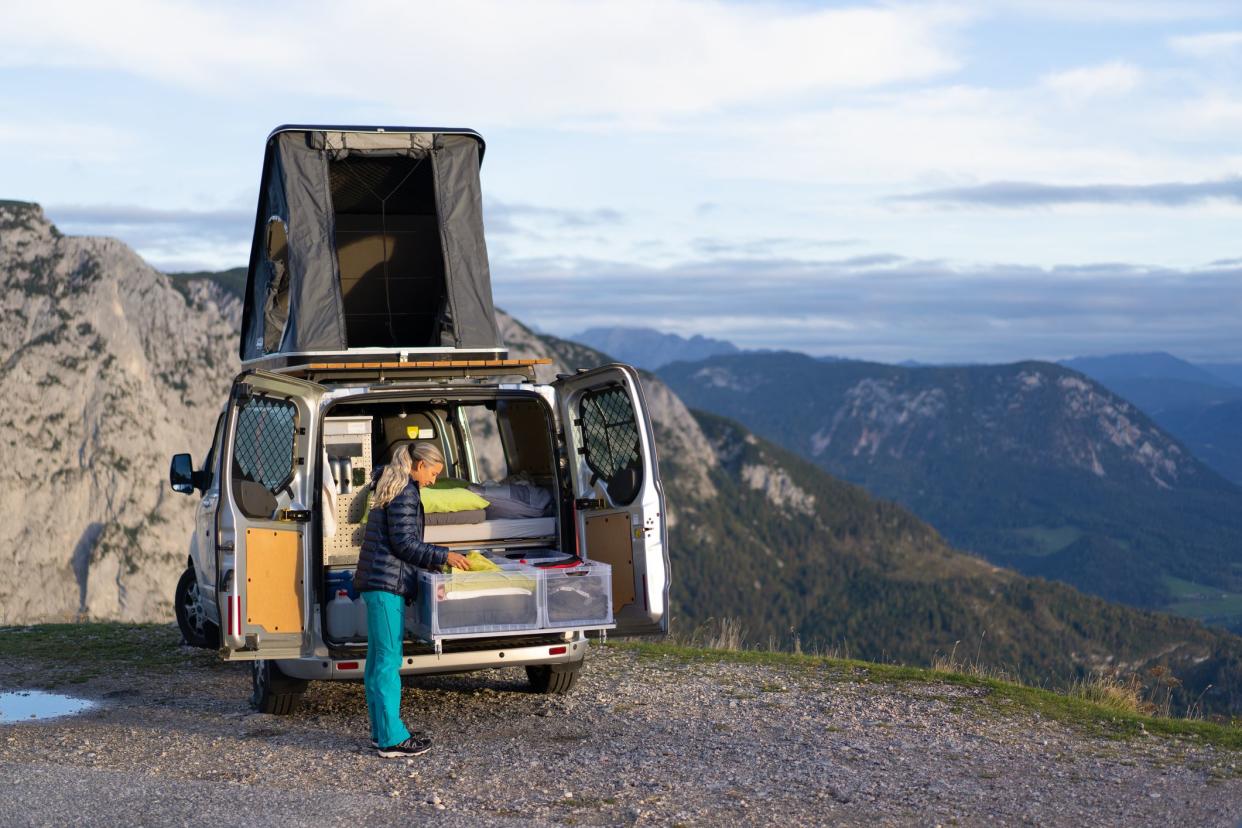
[277, 636, 589, 681]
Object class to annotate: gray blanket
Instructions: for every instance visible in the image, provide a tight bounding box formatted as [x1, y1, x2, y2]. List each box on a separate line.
[469, 480, 554, 519]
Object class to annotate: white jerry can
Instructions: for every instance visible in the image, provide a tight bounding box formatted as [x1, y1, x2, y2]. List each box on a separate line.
[327, 590, 355, 640]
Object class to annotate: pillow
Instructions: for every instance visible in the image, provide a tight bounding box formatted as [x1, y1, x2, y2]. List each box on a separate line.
[421, 486, 490, 514]
[427, 477, 471, 490]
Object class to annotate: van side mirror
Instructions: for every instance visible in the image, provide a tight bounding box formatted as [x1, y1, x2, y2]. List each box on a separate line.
[170, 454, 195, 494]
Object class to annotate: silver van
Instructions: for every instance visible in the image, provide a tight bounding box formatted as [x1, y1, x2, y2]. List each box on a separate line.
[168, 126, 669, 713]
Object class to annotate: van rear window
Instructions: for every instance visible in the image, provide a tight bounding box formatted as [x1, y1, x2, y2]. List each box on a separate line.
[232, 396, 297, 494]
[579, 386, 642, 504]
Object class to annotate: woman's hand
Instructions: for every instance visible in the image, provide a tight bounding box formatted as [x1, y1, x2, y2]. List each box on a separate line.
[446, 552, 473, 571]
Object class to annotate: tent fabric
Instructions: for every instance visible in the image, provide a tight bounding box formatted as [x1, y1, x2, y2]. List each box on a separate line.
[240, 127, 501, 362]
[432, 135, 502, 349]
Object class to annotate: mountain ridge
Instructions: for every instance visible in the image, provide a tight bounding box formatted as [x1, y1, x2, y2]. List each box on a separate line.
[658, 351, 1242, 622]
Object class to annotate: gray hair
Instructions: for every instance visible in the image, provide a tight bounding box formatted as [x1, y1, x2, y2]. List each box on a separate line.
[373, 442, 445, 508]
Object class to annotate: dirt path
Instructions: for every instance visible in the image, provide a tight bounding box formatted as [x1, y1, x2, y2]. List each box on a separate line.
[0, 626, 1239, 826]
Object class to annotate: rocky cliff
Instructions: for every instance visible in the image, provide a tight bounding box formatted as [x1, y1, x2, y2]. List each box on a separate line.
[0, 201, 240, 623]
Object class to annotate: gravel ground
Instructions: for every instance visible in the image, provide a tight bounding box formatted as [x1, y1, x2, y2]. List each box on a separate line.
[1, 637, 1240, 827]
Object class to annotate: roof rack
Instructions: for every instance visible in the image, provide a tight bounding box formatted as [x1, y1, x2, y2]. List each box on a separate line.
[275, 358, 552, 384]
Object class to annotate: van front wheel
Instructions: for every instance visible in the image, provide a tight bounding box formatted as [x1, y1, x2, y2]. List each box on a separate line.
[251, 660, 308, 715]
[526, 663, 581, 694]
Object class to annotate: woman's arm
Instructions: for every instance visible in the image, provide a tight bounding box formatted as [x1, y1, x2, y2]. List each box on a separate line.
[387, 488, 449, 570]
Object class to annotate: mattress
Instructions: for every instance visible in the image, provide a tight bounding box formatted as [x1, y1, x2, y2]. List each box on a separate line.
[424, 517, 556, 544]
[425, 509, 486, 526]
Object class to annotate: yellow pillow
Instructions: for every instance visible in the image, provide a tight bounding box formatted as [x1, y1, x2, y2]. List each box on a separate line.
[420, 486, 490, 514]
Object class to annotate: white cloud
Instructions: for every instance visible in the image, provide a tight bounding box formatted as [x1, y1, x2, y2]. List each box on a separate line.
[1169, 30, 1242, 57]
[0, 1, 966, 124]
[999, 1, 1234, 23]
[1040, 61, 1142, 101]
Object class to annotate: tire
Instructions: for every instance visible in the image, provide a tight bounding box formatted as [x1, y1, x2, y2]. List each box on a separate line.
[174, 567, 220, 649]
[526, 663, 581, 694]
[250, 660, 308, 715]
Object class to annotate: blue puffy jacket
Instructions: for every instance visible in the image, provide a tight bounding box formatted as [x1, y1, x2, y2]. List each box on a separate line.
[353, 480, 448, 599]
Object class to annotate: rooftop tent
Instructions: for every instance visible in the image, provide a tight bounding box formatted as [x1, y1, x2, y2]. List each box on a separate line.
[240, 126, 503, 363]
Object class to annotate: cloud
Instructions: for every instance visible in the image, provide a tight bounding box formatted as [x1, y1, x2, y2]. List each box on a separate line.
[892, 177, 1242, 208]
[1040, 61, 1142, 101]
[484, 199, 623, 235]
[689, 236, 859, 258]
[491, 253, 1242, 364]
[1169, 30, 1242, 57]
[0, 1, 965, 125]
[999, 1, 1235, 23]
[47, 204, 252, 234]
[44, 203, 253, 271]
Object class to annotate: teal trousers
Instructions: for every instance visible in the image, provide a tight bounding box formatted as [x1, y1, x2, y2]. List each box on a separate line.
[361, 590, 412, 749]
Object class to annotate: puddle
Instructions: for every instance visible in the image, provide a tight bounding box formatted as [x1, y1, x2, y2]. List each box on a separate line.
[0, 691, 96, 723]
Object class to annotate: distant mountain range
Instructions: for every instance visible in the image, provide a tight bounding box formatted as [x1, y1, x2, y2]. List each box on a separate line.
[660, 352, 1242, 630]
[572, 326, 740, 369]
[1060, 352, 1242, 486]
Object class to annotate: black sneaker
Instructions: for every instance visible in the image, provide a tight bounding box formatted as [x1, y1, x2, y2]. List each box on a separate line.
[371, 731, 427, 749]
[376, 734, 432, 758]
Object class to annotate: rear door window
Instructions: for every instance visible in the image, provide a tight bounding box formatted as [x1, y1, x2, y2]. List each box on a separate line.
[231, 395, 298, 518]
[579, 386, 643, 505]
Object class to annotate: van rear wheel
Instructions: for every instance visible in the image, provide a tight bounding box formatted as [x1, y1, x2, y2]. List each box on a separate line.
[251, 660, 308, 715]
[526, 663, 581, 694]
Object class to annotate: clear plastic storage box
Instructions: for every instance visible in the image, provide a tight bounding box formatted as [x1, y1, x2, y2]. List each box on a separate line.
[541, 563, 613, 629]
[411, 560, 614, 641]
[414, 566, 541, 638]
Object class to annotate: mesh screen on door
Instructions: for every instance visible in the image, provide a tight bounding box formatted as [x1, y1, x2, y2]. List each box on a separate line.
[579, 386, 641, 499]
[233, 396, 298, 493]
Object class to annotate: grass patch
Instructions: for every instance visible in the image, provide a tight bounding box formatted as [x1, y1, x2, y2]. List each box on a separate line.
[607, 640, 1242, 751]
[0, 622, 215, 676]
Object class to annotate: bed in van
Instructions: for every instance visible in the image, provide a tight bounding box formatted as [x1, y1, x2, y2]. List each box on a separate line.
[168, 126, 669, 713]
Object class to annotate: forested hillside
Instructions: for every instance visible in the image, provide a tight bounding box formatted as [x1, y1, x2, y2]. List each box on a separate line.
[659, 352, 1242, 627]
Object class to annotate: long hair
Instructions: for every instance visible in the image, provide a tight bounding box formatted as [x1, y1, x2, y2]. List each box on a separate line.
[372, 442, 445, 508]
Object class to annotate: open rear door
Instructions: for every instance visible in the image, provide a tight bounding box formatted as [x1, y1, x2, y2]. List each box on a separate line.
[216, 370, 325, 660]
[554, 365, 669, 636]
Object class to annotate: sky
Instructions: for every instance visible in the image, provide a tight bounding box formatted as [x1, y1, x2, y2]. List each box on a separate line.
[2, 0, 1241, 364]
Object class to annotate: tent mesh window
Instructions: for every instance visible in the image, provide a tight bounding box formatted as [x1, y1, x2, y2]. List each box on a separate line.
[578, 386, 642, 504]
[329, 155, 448, 348]
[232, 396, 298, 493]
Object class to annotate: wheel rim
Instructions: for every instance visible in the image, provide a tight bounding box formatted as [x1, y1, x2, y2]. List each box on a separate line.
[182, 578, 207, 638]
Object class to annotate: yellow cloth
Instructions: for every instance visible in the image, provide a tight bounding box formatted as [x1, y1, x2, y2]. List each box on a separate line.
[463, 550, 500, 571]
[438, 553, 534, 595]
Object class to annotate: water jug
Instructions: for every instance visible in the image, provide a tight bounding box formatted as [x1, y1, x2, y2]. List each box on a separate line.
[354, 594, 370, 640]
[327, 589, 355, 640]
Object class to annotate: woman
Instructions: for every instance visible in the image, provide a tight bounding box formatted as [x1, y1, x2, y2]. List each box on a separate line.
[353, 442, 472, 758]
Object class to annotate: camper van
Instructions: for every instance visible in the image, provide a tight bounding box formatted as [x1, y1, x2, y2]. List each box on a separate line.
[168, 126, 669, 714]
